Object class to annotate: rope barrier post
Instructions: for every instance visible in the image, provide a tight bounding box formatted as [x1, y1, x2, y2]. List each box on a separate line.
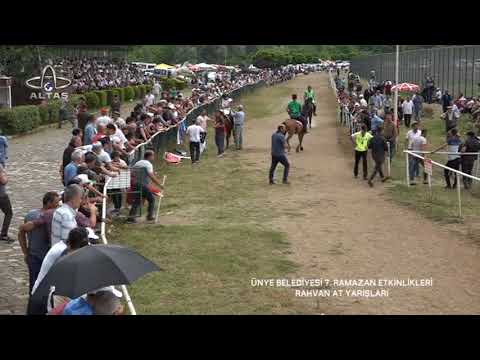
[387, 142, 391, 177]
[405, 151, 410, 187]
[101, 176, 137, 315]
[155, 175, 167, 224]
[457, 173, 462, 218]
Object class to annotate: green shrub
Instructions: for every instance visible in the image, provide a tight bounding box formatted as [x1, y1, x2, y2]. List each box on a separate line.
[124, 86, 135, 101]
[114, 88, 125, 102]
[85, 92, 100, 109]
[138, 85, 146, 99]
[133, 86, 142, 99]
[38, 104, 49, 124]
[47, 100, 61, 124]
[94, 91, 108, 108]
[0, 105, 41, 135]
[70, 94, 86, 108]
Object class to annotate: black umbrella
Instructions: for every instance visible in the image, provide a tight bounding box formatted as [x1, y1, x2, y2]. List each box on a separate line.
[33, 244, 161, 299]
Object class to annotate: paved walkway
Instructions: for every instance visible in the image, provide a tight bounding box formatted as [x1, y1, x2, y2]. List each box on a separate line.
[0, 104, 135, 315]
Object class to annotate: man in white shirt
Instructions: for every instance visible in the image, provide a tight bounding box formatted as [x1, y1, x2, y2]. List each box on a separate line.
[196, 110, 210, 154]
[409, 129, 428, 185]
[144, 91, 155, 107]
[152, 81, 162, 103]
[96, 108, 112, 127]
[402, 96, 414, 128]
[405, 121, 422, 150]
[186, 119, 204, 164]
[50, 184, 83, 246]
[112, 111, 126, 128]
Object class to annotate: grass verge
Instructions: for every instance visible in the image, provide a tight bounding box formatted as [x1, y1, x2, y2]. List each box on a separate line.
[109, 80, 308, 314]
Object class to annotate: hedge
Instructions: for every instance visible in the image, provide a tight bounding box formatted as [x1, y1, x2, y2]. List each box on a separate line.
[124, 86, 135, 101]
[107, 89, 120, 106]
[0, 105, 41, 135]
[46, 100, 61, 124]
[114, 88, 125, 102]
[70, 94, 86, 108]
[161, 78, 187, 91]
[38, 104, 49, 124]
[133, 86, 142, 99]
[85, 92, 100, 109]
[94, 90, 108, 108]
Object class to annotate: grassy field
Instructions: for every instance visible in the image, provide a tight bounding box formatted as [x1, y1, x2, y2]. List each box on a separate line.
[384, 102, 480, 222]
[108, 82, 309, 314]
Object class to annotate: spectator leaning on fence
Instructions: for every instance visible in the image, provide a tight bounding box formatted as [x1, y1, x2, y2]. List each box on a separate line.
[128, 150, 164, 223]
[51, 184, 83, 246]
[432, 128, 462, 189]
[63, 149, 84, 186]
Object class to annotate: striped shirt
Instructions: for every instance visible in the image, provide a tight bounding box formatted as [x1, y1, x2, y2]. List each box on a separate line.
[51, 204, 77, 246]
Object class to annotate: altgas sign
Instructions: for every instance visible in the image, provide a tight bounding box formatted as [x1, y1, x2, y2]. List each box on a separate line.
[25, 65, 71, 100]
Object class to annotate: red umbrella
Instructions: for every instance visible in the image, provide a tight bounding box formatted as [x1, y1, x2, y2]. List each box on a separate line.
[391, 83, 420, 92]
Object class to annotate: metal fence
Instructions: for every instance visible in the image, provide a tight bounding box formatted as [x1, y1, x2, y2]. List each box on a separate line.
[351, 46, 480, 98]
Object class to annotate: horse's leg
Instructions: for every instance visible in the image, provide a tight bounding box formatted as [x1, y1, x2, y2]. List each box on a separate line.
[299, 132, 304, 151]
[286, 132, 292, 153]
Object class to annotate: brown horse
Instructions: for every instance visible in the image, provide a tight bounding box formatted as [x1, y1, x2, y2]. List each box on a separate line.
[283, 118, 305, 152]
[216, 111, 234, 149]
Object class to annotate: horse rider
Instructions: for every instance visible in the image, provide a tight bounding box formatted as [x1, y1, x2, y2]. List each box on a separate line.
[287, 94, 308, 134]
[304, 85, 317, 116]
[302, 97, 314, 130]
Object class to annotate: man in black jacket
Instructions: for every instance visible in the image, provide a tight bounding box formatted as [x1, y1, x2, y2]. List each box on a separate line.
[367, 127, 389, 187]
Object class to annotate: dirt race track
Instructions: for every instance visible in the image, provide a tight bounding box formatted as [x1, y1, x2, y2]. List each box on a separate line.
[238, 72, 480, 314]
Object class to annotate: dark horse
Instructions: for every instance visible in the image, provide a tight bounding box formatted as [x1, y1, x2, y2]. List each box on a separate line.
[302, 98, 314, 129]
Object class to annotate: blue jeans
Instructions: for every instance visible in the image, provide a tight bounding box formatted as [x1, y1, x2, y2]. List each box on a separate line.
[409, 156, 420, 181]
[27, 255, 43, 294]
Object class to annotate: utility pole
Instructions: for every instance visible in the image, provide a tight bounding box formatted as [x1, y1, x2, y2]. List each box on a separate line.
[393, 45, 399, 128]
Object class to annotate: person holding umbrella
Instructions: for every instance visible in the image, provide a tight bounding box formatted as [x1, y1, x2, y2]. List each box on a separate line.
[29, 227, 90, 315]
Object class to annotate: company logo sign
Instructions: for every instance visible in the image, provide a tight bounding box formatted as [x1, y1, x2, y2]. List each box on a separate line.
[25, 65, 71, 100]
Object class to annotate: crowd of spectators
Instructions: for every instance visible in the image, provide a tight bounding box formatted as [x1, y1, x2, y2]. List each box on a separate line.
[14, 61, 304, 315]
[46, 57, 151, 93]
[334, 68, 480, 190]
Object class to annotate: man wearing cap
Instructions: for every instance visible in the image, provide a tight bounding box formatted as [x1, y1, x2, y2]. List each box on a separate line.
[460, 131, 480, 189]
[96, 108, 112, 128]
[61, 289, 124, 316]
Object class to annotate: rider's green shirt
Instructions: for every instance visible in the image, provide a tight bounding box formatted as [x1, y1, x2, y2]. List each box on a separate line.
[288, 100, 302, 117]
[304, 89, 316, 103]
